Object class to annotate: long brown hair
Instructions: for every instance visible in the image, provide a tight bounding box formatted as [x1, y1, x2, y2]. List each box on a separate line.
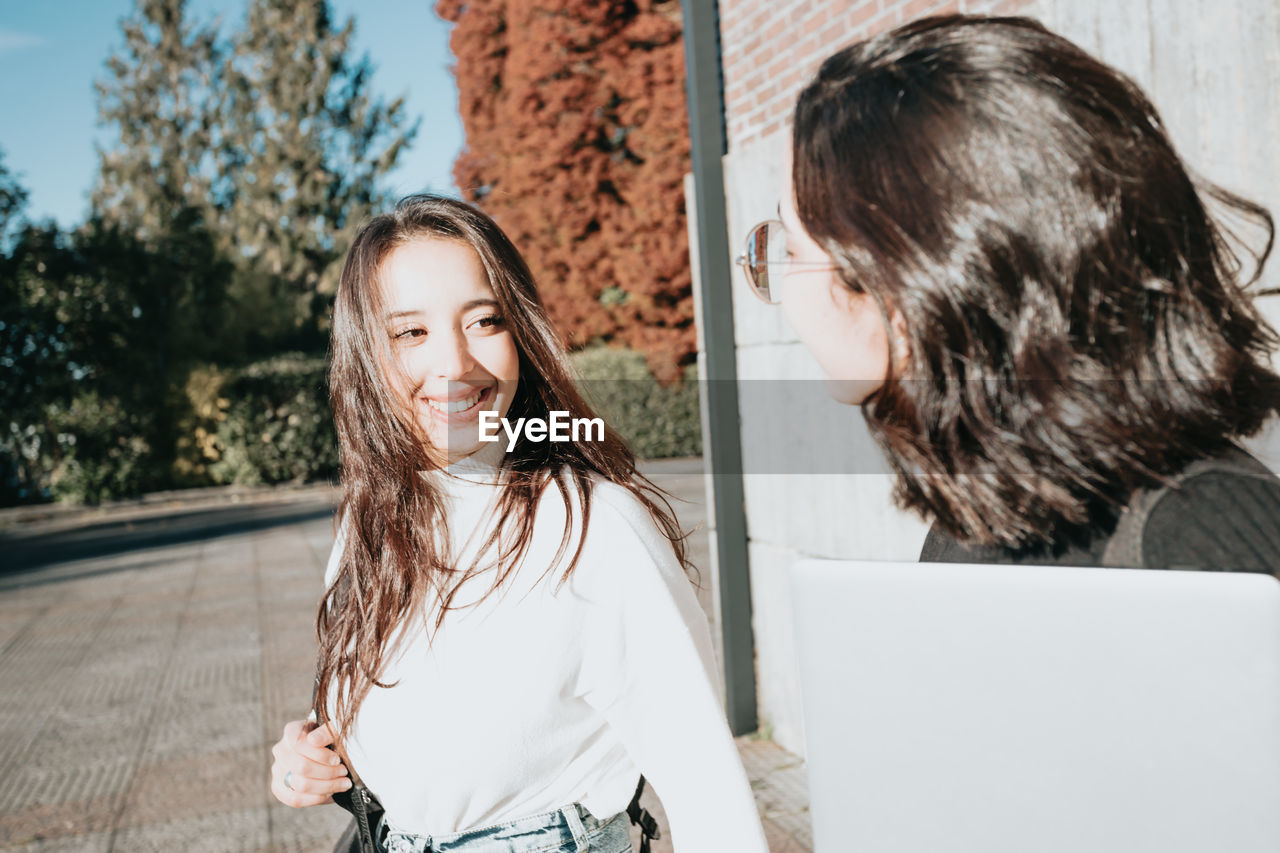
[316, 194, 689, 749]
[792, 15, 1280, 551]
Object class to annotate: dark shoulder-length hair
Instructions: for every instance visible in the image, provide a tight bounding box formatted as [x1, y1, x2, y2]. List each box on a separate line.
[792, 14, 1280, 550]
[317, 194, 688, 749]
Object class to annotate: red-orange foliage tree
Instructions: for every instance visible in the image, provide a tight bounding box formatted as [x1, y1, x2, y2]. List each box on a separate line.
[436, 0, 693, 382]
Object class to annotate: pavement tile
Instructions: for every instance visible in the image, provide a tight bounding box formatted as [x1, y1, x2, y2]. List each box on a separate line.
[739, 739, 812, 852]
[115, 747, 264, 829]
[761, 818, 811, 853]
[111, 806, 270, 852]
[146, 700, 264, 761]
[3, 832, 112, 853]
[155, 655, 260, 700]
[0, 760, 132, 844]
[20, 707, 148, 770]
[259, 803, 354, 853]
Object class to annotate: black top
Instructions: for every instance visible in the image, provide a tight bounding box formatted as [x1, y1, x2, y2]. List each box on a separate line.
[919, 452, 1280, 574]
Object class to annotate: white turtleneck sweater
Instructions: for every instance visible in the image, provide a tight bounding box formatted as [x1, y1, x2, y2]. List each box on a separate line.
[322, 448, 768, 851]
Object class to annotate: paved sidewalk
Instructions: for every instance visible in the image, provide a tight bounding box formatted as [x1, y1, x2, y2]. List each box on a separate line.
[0, 463, 811, 852]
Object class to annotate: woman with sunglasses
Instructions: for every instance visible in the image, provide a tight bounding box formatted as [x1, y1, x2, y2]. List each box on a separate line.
[269, 195, 768, 852]
[740, 15, 1280, 569]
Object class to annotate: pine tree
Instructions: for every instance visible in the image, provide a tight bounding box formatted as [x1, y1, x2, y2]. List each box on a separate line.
[93, 0, 223, 238]
[221, 0, 418, 330]
[93, 0, 417, 348]
[437, 0, 694, 381]
[0, 148, 30, 247]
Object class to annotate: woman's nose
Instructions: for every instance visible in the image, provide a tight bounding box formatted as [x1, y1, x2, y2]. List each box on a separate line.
[424, 328, 475, 379]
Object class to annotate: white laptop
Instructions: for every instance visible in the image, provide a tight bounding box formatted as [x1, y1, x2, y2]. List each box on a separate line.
[790, 559, 1280, 852]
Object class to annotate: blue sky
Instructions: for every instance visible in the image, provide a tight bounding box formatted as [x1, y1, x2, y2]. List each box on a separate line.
[0, 1, 463, 228]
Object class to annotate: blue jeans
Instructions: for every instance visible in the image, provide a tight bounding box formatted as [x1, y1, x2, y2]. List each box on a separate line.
[378, 805, 634, 853]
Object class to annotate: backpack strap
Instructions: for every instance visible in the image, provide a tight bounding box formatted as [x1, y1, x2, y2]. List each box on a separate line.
[626, 776, 661, 853]
[314, 645, 383, 853]
[1100, 446, 1276, 568]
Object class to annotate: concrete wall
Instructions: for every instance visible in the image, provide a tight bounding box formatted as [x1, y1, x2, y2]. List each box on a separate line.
[1035, 0, 1280, 475]
[702, 0, 1280, 757]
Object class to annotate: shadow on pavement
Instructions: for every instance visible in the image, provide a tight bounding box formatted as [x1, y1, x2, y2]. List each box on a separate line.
[0, 549, 196, 592]
[0, 498, 338, 583]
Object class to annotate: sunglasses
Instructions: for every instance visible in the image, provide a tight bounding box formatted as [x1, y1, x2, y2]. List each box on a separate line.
[735, 219, 840, 304]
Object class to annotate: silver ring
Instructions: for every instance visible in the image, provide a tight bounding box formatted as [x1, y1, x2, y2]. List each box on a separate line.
[284, 770, 296, 792]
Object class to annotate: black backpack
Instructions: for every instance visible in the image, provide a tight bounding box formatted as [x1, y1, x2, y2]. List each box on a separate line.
[1100, 446, 1278, 568]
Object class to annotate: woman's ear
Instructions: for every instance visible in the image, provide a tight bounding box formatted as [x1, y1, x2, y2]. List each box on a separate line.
[889, 309, 911, 376]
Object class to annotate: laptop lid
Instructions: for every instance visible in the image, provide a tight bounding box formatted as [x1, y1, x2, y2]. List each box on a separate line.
[790, 559, 1280, 853]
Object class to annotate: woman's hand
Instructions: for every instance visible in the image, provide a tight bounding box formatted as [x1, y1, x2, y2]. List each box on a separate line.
[270, 720, 353, 807]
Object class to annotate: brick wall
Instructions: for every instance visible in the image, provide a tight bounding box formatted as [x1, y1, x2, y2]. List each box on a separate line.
[719, 0, 1034, 151]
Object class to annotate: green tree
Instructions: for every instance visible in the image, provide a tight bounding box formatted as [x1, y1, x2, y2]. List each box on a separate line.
[0, 148, 30, 248]
[3, 0, 420, 504]
[93, 0, 224, 239]
[94, 0, 417, 351]
[221, 0, 418, 343]
[0, 213, 230, 504]
[0, 167, 50, 502]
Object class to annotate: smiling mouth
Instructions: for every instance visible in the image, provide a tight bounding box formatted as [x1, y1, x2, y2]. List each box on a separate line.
[423, 386, 491, 416]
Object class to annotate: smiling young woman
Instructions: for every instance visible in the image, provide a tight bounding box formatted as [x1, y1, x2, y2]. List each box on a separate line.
[268, 195, 768, 852]
[379, 236, 521, 460]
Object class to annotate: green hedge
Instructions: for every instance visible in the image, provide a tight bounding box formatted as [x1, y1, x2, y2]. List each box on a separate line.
[205, 346, 698, 487]
[1, 345, 698, 506]
[45, 391, 154, 504]
[569, 345, 701, 459]
[210, 353, 338, 486]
